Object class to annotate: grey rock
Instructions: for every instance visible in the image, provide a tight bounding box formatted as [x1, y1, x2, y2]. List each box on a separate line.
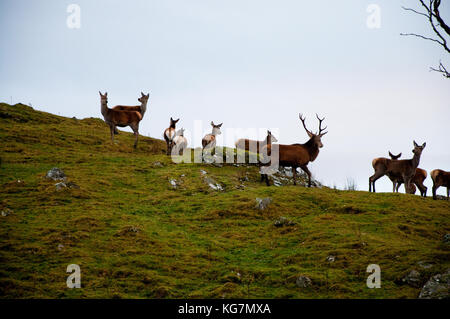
[204, 176, 223, 191]
[326, 255, 336, 263]
[153, 161, 164, 168]
[200, 170, 207, 175]
[46, 167, 66, 181]
[274, 216, 295, 227]
[58, 244, 65, 251]
[402, 270, 421, 288]
[169, 179, 178, 189]
[296, 276, 312, 288]
[419, 269, 450, 299]
[55, 182, 67, 191]
[1, 208, 12, 217]
[443, 234, 450, 245]
[255, 197, 272, 210]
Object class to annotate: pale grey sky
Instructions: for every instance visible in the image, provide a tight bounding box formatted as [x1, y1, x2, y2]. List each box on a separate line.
[1, 0, 449, 194]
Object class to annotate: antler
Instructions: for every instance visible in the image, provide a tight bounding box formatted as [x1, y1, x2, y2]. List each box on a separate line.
[299, 113, 313, 136]
[316, 114, 327, 136]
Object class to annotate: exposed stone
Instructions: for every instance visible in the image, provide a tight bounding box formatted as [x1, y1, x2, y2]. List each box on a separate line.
[402, 270, 421, 288]
[204, 176, 223, 191]
[46, 167, 66, 181]
[326, 255, 336, 263]
[200, 170, 207, 175]
[274, 216, 295, 227]
[255, 197, 272, 211]
[296, 276, 312, 288]
[57, 244, 65, 251]
[1, 208, 12, 217]
[443, 234, 450, 245]
[153, 161, 164, 168]
[55, 182, 67, 191]
[169, 179, 178, 189]
[419, 269, 450, 299]
[417, 261, 433, 269]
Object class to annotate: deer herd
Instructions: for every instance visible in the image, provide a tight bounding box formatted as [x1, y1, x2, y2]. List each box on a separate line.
[99, 91, 449, 200]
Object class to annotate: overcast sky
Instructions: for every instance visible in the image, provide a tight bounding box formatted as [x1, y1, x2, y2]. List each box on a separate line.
[1, 0, 449, 194]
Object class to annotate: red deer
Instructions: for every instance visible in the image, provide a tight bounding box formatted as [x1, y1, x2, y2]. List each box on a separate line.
[260, 114, 327, 186]
[172, 128, 188, 155]
[202, 121, 222, 151]
[163, 117, 179, 155]
[369, 141, 426, 193]
[99, 91, 142, 148]
[112, 92, 149, 134]
[235, 130, 278, 153]
[430, 169, 450, 200]
[387, 152, 428, 196]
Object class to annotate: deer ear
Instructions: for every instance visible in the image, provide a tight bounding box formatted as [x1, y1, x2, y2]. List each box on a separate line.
[141, 92, 145, 96]
[99, 91, 102, 96]
[422, 142, 426, 148]
[218, 123, 223, 127]
[413, 140, 418, 147]
[211, 121, 214, 126]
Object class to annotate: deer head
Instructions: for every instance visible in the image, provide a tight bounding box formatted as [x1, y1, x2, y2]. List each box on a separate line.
[99, 91, 108, 103]
[170, 117, 180, 128]
[388, 151, 402, 160]
[412, 141, 426, 155]
[299, 113, 327, 148]
[211, 121, 222, 136]
[267, 130, 278, 143]
[176, 128, 185, 136]
[138, 92, 150, 104]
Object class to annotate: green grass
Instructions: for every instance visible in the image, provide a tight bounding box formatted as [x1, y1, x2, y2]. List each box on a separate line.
[0, 103, 449, 299]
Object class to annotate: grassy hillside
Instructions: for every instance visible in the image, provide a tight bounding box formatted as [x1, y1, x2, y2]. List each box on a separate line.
[0, 103, 449, 299]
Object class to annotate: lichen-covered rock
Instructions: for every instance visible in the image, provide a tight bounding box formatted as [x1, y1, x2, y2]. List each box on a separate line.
[419, 269, 450, 299]
[402, 270, 421, 288]
[46, 167, 66, 181]
[255, 197, 272, 211]
[55, 182, 67, 191]
[296, 276, 312, 288]
[274, 216, 295, 227]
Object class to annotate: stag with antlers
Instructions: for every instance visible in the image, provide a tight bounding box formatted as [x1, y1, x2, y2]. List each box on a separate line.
[260, 113, 327, 186]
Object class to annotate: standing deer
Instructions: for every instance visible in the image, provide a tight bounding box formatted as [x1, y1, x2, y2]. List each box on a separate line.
[99, 91, 142, 148]
[112, 92, 150, 134]
[387, 152, 428, 196]
[202, 121, 222, 151]
[235, 130, 278, 153]
[172, 128, 188, 155]
[369, 141, 426, 193]
[260, 114, 327, 186]
[163, 117, 179, 155]
[430, 169, 450, 200]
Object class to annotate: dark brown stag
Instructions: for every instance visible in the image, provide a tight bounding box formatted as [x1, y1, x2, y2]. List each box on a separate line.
[369, 141, 426, 193]
[431, 169, 450, 200]
[260, 114, 327, 186]
[99, 91, 143, 148]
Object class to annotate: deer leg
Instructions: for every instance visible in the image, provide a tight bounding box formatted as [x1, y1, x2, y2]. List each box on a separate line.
[369, 171, 384, 193]
[432, 184, 438, 200]
[292, 167, 297, 185]
[114, 127, 119, 135]
[300, 165, 312, 187]
[110, 125, 115, 144]
[265, 174, 270, 186]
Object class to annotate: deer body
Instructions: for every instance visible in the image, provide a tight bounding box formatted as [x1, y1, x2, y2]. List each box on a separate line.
[172, 128, 188, 155]
[111, 92, 149, 135]
[99, 92, 142, 148]
[260, 114, 327, 186]
[235, 131, 278, 154]
[431, 169, 450, 200]
[202, 122, 222, 150]
[369, 141, 426, 193]
[164, 117, 179, 155]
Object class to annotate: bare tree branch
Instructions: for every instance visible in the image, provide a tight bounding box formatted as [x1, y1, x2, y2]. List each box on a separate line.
[401, 0, 450, 79]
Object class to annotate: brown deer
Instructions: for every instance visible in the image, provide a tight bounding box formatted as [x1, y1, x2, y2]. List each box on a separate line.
[369, 141, 426, 193]
[172, 128, 188, 155]
[387, 152, 428, 196]
[260, 114, 327, 186]
[235, 130, 278, 153]
[112, 92, 149, 134]
[99, 91, 142, 148]
[164, 117, 180, 155]
[202, 121, 222, 151]
[430, 169, 450, 200]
